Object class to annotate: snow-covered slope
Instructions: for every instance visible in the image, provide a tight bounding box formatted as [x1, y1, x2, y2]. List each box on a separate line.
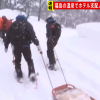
[0, 9, 100, 100]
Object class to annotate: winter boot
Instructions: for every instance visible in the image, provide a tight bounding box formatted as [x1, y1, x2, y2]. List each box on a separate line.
[15, 68, 23, 83]
[48, 63, 55, 70]
[29, 67, 36, 82]
[29, 73, 37, 82]
[28, 60, 36, 82]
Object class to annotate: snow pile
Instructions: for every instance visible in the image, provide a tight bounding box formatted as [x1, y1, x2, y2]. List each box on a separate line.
[76, 22, 100, 54]
[76, 22, 100, 38]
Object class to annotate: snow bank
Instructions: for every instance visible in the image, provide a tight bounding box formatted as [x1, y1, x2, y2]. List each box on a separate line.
[76, 22, 100, 38]
[76, 22, 100, 50]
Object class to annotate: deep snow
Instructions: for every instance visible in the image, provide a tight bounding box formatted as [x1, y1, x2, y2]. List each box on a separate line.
[0, 9, 100, 100]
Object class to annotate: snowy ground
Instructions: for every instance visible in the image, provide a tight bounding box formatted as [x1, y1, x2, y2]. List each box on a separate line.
[0, 9, 100, 100]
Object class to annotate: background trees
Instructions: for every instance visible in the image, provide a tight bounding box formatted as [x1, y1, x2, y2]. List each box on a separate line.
[0, 0, 100, 28]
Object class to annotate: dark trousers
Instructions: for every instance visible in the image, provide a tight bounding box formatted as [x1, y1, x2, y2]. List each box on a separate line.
[0, 31, 2, 38]
[53, 34, 60, 47]
[47, 40, 56, 65]
[47, 36, 60, 65]
[2, 31, 6, 43]
[13, 45, 35, 76]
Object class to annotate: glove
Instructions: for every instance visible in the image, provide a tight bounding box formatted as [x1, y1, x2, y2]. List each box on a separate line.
[5, 48, 8, 53]
[37, 45, 43, 54]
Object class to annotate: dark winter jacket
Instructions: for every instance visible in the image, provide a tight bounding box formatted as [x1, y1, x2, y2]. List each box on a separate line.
[5, 20, 39, 49]
[46, 22, 53, 41]
[46, 19, 61, 40]
[46, 19, 56, 39]
[46, 18, 61, 47]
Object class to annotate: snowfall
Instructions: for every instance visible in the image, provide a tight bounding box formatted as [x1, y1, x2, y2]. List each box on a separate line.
[0, 9, 100, 100]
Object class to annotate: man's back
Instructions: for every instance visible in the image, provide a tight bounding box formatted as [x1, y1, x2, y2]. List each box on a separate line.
[7, 20, 30, 46]
[5, 15, 39, 49]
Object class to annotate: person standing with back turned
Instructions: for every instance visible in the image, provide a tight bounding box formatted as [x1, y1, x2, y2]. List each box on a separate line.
[46, 16, 61, 70]
[4, 15, 42, 83]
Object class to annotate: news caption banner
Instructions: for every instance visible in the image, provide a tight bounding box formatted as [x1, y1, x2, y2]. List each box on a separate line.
[47, 1, 100, 11]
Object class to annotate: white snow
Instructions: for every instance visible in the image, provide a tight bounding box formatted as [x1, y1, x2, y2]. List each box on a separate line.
[76, 23, 100, 38]
[0, 9, 100, 100]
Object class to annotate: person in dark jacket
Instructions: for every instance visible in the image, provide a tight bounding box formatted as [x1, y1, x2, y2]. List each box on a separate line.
[46, 16, 61, 70]
[4, 15, 42, 82]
